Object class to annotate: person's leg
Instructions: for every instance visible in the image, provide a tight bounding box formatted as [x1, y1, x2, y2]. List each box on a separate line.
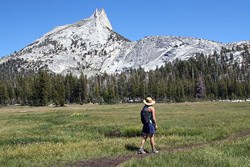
[149, 134, 158, 153]
[138, 134, 147, 154]
[138, 124, 149, 154]
[140, 135, 147, 149]
[149, 134, 155, 150]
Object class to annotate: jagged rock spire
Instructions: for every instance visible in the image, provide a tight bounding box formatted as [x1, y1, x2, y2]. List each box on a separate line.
[91, 8, 113, 30]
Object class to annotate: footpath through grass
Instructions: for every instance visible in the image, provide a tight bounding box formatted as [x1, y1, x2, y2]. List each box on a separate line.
[0, 102, 250, 166]
[123, 137, 250, 167]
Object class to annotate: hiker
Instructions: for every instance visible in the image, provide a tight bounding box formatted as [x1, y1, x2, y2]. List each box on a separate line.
[138, 97, 159, 154]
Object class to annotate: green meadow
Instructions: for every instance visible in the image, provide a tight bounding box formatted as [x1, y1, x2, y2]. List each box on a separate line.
[0, 102, 250, 166]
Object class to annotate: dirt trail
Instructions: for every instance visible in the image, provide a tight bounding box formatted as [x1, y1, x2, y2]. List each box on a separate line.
[68, 130, 250, 167]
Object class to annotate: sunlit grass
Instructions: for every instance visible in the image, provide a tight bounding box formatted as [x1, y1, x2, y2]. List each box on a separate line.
[0, 102, 250, 166]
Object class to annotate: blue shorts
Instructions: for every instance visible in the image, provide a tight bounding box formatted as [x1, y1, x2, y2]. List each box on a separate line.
[142, 123, 156, 135]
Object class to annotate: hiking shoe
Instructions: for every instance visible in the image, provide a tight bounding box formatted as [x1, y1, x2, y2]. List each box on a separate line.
[152, 149, 159, 154]
[137, 148, 147, 154]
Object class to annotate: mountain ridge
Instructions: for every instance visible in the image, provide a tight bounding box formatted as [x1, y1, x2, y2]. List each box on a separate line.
[1, 8, 250, 77]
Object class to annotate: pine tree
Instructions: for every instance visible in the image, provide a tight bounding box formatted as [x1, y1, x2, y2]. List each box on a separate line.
[117, 72, 128, 101]
[0, 81, 8, 105]
[64, 73, 78, 103]
[16, 76, 33, 105]
[32, 70, 51, 106]
[78, 73, 88, 104]
[52, 75, 65, 106]
[6, 83, 15, 105]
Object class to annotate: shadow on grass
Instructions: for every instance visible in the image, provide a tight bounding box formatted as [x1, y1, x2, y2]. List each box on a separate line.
[125, 143, 140, 151]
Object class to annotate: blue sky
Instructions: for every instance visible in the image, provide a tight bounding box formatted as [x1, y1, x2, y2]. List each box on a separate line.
[1, 0, 249, 58]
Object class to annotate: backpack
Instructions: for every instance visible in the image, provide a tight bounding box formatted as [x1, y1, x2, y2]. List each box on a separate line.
[141, 105, 149, 124]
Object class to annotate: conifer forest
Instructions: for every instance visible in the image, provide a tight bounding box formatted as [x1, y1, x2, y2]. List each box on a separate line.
[0, 47, 250, 106]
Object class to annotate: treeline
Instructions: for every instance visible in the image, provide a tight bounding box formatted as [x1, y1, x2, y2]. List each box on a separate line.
[0, 49, 250, 106]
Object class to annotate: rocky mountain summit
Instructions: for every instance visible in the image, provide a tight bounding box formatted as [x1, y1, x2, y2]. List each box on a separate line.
[1, 9, 250, 77]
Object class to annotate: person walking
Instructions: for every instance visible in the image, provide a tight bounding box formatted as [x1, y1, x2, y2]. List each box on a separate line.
[138, 97, 159, 154]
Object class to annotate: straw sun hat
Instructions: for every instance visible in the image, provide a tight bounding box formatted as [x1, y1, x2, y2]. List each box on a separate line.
[143, 97, 156, 106]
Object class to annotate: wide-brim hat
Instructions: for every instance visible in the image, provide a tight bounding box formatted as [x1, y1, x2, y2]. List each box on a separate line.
[143, 97, 156, 106]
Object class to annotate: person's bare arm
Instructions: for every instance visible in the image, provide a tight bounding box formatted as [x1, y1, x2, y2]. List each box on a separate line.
[150, 107, 158, 129]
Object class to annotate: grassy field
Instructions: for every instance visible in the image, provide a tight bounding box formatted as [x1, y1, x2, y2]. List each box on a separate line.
[0, 102, 250, 166]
